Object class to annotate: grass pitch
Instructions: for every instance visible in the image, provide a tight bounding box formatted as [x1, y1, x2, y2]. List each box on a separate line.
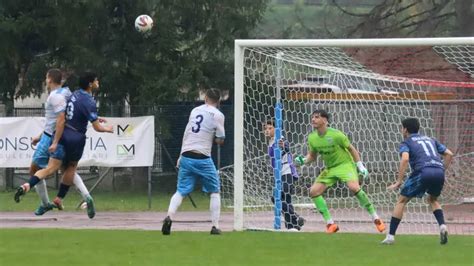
[0, 229, 472, 266]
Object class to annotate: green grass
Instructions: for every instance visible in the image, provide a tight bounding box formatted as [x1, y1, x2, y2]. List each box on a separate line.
[0, 229, 472, 266]
[0, 191, 213, 212]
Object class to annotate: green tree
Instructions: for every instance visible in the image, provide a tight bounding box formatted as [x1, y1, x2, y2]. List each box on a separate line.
[0, 0, 268, 109]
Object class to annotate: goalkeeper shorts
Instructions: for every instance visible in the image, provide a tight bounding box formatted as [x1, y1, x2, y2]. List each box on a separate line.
[315, 163, 358, 187]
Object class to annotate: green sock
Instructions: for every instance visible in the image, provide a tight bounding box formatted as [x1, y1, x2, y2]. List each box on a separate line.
[355, 189, 376, 216]
[313, 196, 332, 222]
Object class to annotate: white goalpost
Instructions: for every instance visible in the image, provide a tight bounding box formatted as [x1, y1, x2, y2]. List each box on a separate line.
[226, 37, 474, 234]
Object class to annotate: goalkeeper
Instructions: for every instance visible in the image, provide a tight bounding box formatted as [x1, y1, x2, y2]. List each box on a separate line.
[264, 120, 305, 231]
[295, 110, 385, 233]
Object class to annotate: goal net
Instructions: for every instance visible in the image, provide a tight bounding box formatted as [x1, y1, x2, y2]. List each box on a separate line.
[224, 38, 474, 234]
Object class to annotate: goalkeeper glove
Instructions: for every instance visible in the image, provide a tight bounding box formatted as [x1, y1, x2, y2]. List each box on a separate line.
[356, 161, 369, 179]
[295, 155, 306, 166]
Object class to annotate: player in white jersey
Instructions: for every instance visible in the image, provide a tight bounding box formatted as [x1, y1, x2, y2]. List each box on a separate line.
[29, 69, 93, 217]
[162, 89, 225, 235]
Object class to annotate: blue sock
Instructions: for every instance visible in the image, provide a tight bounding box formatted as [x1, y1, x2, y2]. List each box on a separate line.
[28, 176, 41, 189]
[433, 209, 445, 226]
[389, 217, 401, 235]
[57, 183, 70, 199]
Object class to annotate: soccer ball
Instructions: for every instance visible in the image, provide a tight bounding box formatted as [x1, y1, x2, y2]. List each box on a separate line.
[80, 202, 88, 210]
[135, 15, 153, 33]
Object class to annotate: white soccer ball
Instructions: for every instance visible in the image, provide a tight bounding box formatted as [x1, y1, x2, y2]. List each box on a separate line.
[80, 202, 88, 210]
[135, 14, 154, 33]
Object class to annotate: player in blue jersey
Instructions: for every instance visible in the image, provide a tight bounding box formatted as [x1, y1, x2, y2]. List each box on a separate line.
[29, 69, 92, 216]
[382, 118, 453, 245]
[15, 72, 113, 219]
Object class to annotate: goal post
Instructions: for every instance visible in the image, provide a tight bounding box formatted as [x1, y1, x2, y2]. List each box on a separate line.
[231, 37, 474, 233]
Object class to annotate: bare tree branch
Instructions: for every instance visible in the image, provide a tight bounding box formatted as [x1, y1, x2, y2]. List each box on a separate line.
[378, 1, 418, 21]
[374, 5, 449, 34]
[331, 0, 374, 17]
[399, 12, 455, 31]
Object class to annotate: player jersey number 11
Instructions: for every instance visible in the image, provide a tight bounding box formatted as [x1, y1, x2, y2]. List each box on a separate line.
[417, 140, 437, 157]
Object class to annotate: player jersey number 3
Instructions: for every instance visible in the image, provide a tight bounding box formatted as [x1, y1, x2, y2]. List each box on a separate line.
[66, 101, 74, 120]
[192, 114, 204, 133]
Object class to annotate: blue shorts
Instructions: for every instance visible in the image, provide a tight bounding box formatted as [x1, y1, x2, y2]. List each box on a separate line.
[32, 133, 52, 168]
[50, 127, 86, 163]
[401, 167, 445, 198]
[177, 156, 220, 196]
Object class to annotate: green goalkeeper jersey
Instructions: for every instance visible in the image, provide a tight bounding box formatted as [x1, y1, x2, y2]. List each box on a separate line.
[307, 127, 354, 169]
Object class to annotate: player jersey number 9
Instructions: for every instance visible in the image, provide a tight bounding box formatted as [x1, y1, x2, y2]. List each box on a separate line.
[192, 115, 204, 133]
[66, 101, 74, 120]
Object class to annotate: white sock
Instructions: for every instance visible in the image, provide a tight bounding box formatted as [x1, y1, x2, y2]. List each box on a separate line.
[35, 180, 50, 206]
[371, 212, 380, 221]
[440, 224, 447, 231]
[73, 173, 90, 200]
[386, 234, 395, 239]
[167, 192, 184, 220]
[210, 193, 221, 228]
[327, 219, 334, 225]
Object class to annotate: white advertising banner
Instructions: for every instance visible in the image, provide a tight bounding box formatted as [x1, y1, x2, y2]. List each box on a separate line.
[0, 116, 155, 167]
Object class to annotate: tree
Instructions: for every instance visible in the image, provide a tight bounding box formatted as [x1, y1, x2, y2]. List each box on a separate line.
[327, 0, 473, 38]
[0, 0, 269, 109]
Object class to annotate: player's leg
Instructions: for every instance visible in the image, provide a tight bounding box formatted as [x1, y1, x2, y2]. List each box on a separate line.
[209, 193, 221, 235]
[381, 195, 411, 244]
[30, 133, 55, 214]
[52, 162, 77, 210]
[281, 174, 302, 230]
[428, 195, 448, 244]
[33, 179, 55, 215]
[337, 162, 385, 232]
[14, 157, 63, 203]
[382, 174, 424, 244]
[270, 193, 290, 229]
[346, 180, 385, 232]
[73, 172, 90, 200]
[310, 170, 337, 233]
[162, 157, 195, 235]
[51, 129, 86, 210]
[422, 167, 448, 244]
[29, 162, 54, 215]
[73, 172, 95, 219]
[199, 158, 222, 234]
